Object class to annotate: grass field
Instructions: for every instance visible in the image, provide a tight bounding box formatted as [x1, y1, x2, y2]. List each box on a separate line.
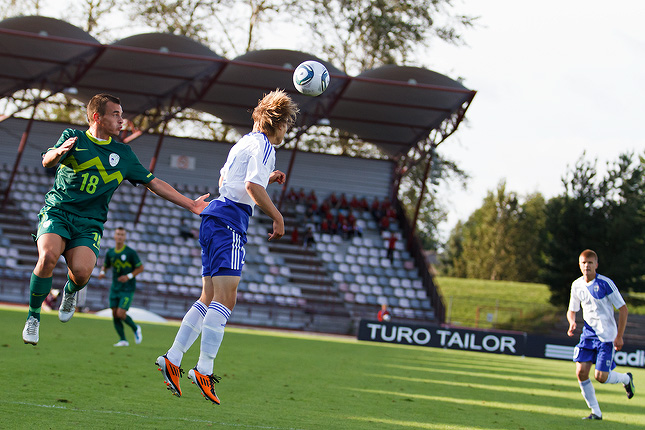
[2, 306, 644, 430]
[435, 277, 559, 331]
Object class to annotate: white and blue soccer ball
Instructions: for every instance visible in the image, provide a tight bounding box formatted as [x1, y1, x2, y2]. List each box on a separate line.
[293, 60, 330, 97]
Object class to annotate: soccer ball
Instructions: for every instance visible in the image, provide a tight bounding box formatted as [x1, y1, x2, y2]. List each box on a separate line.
[293, 60, 330, 97]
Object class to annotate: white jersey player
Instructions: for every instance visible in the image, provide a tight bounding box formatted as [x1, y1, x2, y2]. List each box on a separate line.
[567, 249, 635, 420]
[156, 90, 298, 404]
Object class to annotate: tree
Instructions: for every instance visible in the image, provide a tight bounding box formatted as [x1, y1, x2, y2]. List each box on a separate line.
[541, 152, 645, 307]
[288, 0, 476, 74]
[441, 181, 546, 282]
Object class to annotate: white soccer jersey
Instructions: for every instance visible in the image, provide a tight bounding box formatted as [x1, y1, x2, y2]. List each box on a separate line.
[568, 274, 626, 342]
[217, 132, 275, 208]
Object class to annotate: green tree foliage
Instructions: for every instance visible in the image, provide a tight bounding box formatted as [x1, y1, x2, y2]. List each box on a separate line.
[288, 0, 476, 73]
[542, 152, 645, 307]
[442, 181, 546, 282]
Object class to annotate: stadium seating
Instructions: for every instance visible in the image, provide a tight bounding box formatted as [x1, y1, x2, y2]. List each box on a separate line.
[0, 163, 435, 334]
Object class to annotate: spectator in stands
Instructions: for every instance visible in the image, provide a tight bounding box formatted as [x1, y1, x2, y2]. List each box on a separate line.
[21, 93, 209, 347]
[377, 303, 391, 322]
[566, 249, 634, 420]
[386, 233, 398, 263]
[156, 89, 298, 405]
[379, 215, 391, 233]
[179, 218, 197, 240]
[98, 227, 144, 347]
[302, 225, 315, 249]
[291, 225, 300, 245]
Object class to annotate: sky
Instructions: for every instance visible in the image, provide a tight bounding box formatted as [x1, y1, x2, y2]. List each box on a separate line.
[27, 1, 645, 237]
[425, 1, 644, 233]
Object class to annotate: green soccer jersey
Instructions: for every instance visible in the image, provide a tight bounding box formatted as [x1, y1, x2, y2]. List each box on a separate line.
[103, 245, 142, 293]
[43, 128, 155, 222]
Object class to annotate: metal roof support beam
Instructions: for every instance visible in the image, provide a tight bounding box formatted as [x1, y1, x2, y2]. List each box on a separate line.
[2, 100, 40, 207]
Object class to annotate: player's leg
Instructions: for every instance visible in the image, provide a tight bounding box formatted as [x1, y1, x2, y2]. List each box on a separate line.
[59, 245, 96, 322]
[116, 293, 139, 342]
[574, 345, 602, 419]
[594, 342, 635, 398]
[111, 305, 128, 346]
[22, 233, 66, 345]
[156, 278, 213, 397]
[189, 274, 238, 404]
[577, 362, 602, 419]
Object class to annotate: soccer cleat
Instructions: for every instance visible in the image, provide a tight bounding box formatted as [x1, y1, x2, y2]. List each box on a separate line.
[583, 413, 602, 420]
[113, 340, 129, 347]
[134, 325, 143, 344]
[22, 316, 40, 345]
[624, 372, 635, 399]
[58, 284, 77, 322]
[188, 367, 221, 405]
[156, 355, 183, 397]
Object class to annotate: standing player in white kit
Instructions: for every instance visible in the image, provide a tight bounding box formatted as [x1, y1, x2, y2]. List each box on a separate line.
[567, 249, 635, 420]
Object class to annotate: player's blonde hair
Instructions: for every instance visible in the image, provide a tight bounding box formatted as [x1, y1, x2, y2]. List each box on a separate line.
[87, 93, 121, 124]
[252, 89, 299, 137]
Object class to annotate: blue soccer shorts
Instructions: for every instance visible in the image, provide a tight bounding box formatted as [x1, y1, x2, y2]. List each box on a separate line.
[573, 337, 617, 372]
[199, 215, 246, 277]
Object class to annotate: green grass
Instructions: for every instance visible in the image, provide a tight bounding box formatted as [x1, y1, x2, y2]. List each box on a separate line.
[2, 306, 644, 430]
[435, 277, 559, 331]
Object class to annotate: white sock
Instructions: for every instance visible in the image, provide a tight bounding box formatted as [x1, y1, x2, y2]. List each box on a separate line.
[604, 370, 630, 385]
[196, 301, 231, 375]
[580, 379, 601, 417]
[166, 301, 207, 366]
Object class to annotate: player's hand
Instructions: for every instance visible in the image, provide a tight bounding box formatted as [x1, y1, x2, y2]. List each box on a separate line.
[117, 275, 129, 283]
[58, 137, 77, 155]
[267, 219, 284, 241]
[192, 193, 210, 214]
[614, 336, 624, 351]
[567, 322, 576, 337]
[98, 273, 105, 279]
[269, 170, 286, 185]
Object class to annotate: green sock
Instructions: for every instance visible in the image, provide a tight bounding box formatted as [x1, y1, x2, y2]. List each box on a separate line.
[65, 274, 87, 294]
[113, 318, 126, 341]
[124, 314, 138, 332]
[28, 273, 53, 321]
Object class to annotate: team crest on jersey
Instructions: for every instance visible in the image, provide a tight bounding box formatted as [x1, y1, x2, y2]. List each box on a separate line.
[121, 254, 126, 261]
[109, 153, 120, 167]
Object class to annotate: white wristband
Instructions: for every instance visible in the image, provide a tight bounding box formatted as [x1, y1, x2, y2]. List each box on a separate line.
[100, 269, 105, 275]
[127, 272, 134, 280]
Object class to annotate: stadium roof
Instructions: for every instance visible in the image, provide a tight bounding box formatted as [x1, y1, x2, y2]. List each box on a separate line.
[0, 15, 475, 158]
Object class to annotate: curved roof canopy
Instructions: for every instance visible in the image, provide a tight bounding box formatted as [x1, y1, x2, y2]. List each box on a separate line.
[0, 15, 475, 158]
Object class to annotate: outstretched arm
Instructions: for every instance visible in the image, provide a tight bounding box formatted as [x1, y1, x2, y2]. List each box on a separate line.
[146, 178, 209, 215]
[246, 181, 283, 241]
[42, 137, 77, 168]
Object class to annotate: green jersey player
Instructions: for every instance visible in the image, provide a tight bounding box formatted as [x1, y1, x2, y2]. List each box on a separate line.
[22, 93, 209, 346]
[99, 227, 144, 347]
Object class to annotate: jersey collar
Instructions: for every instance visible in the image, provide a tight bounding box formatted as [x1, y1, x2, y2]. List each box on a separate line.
[85, 130, 112, 145]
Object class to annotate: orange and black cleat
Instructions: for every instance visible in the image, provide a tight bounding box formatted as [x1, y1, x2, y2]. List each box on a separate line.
[188, 367, 221, 405]
[155, 355, 184, 397]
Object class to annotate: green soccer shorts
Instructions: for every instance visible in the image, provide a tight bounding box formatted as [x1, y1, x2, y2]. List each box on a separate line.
[36, 207, 103, 258]
[109, 290, 135, 310]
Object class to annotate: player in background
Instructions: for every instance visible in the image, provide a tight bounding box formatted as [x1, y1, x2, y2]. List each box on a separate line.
[156, 89, 298, 404]
[22, 93, 209, 346]
[567, 249, 635, 420]
[99, 227, 144, 347]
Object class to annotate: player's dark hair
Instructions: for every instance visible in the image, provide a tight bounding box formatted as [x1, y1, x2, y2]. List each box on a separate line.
[87, 93, 121, 123]
[252, 89, 299, 137]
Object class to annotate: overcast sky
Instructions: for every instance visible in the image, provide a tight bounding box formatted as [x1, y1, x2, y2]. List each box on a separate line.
[426, 1, 644, 234]
[31, 1, 645, 238]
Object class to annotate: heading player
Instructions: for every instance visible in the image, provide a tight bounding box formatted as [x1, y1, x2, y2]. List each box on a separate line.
[156, 89, 299, 404]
